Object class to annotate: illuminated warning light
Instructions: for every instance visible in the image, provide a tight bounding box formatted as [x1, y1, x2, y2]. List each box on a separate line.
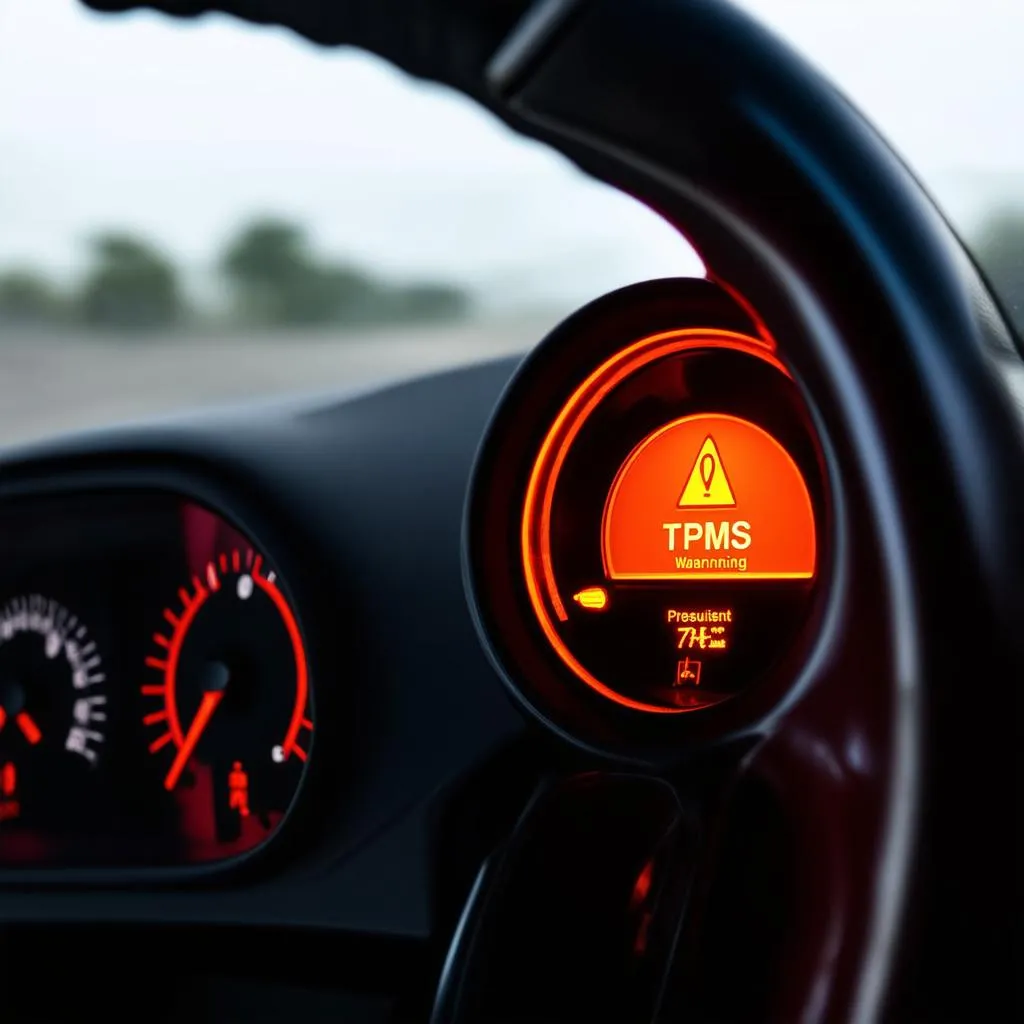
[228, 760, 250, 818]
[602, 413, 815, 581]
[572, 586, 609, 611]
[678, 436, 736, 507]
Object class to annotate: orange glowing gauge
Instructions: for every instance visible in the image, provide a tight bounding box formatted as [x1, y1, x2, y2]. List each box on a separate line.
[520, 328, 823, 713]
[142, 546, 313, 861]
[602, 413, 816, 581]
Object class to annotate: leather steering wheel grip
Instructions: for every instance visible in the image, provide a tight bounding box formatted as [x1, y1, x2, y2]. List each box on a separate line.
[81, 0, 534, 103]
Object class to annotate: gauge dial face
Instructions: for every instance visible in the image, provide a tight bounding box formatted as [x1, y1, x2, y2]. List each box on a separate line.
[521, 331, 823, 713]
[143, 546, 312, 862]
[0, 596, 106, 847]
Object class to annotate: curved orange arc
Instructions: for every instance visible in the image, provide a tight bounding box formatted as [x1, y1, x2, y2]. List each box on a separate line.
[521, 328, 795, 715]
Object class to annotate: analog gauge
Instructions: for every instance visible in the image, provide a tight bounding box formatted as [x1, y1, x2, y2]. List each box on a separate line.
[142, 547, 312, 862]
[520, 331, 823, 713]
[0, 595, 106, 843]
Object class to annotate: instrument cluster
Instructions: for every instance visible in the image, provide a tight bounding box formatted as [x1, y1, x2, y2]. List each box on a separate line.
[0, 490, 313, 874]
[465, 279, 830, 756]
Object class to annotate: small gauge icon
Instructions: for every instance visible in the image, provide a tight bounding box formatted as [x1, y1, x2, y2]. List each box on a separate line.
[142, 548, 312, 859]
[0, 595, 106, 833]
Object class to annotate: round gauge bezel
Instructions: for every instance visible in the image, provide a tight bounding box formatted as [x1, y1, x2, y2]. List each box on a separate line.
[140, 531, 314, 860]
[463, 278, 838, 763]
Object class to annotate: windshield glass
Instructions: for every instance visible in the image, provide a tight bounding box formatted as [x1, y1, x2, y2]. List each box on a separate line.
[0, 1, 1017, 445]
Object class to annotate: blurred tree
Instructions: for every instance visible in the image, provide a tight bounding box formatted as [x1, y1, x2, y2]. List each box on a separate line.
[392, 282, 470, 323]
[221, 218, 325, 325]
[971, 207, 1024, 336]
[281, 263, 385, 325]
[220, 217, 470, 327]
[78, 232, 183, 330]
[221, 219, 305, 298]
[0, 268, 65, 327]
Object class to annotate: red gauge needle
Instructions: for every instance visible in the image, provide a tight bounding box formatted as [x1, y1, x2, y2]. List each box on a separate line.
[1, 704, 43, 745]
[15, 712, 42, 745]
[164, 690, 223, 791]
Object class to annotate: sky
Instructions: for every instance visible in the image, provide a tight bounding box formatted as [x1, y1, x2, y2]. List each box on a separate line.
[1, 0, 1022, 312]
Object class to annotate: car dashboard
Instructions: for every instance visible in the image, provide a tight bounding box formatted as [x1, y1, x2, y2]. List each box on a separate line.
[0, 278, 839, 1018]
[4, 0, 1023, 1018]
[0, 349, 522, 886]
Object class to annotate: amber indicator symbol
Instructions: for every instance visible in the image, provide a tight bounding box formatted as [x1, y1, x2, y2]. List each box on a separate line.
[572, 587, 609, 611]
[678, 436, 736, 508]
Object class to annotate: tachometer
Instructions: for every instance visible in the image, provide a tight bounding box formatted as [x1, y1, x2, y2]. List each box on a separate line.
[142, 547, 312, 860]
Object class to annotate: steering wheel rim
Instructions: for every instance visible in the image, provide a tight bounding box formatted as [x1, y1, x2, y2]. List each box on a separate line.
[80, 0, 1024, 1019]
[483, 5, 1023, 1019]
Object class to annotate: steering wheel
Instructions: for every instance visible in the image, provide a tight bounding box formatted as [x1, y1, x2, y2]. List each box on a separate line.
[81, 1, 1024, 1020]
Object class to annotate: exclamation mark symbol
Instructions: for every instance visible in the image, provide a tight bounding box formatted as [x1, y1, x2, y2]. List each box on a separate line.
[678, 435, 736, 508]
[700, 452, 716, 498]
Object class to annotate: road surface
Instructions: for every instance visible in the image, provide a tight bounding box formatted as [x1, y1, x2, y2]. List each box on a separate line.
[0, 318, 547, 447]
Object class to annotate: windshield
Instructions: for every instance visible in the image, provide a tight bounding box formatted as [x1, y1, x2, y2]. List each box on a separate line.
[0, 1, 1018, 445]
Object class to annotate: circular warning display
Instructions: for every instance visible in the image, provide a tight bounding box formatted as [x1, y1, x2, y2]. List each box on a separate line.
[518, 329, 824, 714]
[603, 414, 816, 581]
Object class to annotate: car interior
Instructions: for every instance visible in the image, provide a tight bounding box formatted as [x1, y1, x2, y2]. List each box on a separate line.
[0, 1, 1020, 1021]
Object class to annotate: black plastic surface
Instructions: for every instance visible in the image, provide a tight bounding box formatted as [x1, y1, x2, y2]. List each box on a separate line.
[0, 356, 526, 934]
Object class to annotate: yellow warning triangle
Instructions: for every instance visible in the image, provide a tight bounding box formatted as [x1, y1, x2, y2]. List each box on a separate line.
[678, 435, 736, 507]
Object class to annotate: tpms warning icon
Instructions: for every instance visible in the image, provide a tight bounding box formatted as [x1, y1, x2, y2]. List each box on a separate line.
[602, 413, 816, 581]
[678, 435, 736, 508]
